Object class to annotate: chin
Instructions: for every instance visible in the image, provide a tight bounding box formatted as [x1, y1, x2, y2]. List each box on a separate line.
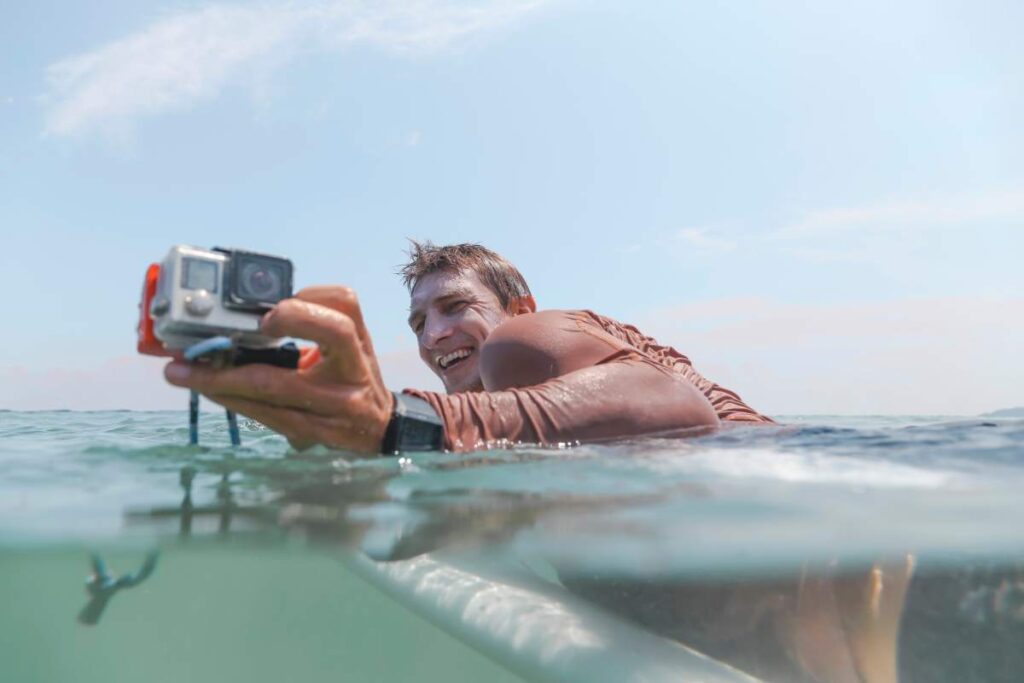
[445, 374, 484, 394]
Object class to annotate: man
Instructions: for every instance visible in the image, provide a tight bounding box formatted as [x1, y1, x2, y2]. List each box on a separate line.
[164, 242, 772, 453]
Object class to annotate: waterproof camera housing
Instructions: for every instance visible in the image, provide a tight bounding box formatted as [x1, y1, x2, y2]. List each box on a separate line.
[140, 245, 293, 352]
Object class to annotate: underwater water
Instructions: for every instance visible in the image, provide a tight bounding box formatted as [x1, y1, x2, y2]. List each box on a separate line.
[2, 410, 1023, 682]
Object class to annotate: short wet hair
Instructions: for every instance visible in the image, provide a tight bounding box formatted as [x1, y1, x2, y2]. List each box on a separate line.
[399, 241, 532, 311]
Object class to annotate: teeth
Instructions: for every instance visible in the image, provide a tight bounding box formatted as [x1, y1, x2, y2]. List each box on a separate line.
[438, 348, 472, 369]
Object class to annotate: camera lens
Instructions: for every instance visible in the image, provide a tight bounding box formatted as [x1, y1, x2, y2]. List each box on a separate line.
[240, 261, 283, 300]
[222, 249, 293, 311]
[248, 269, 273, 295]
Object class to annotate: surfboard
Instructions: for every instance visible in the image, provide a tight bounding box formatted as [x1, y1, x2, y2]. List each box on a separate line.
[344, 552, 763, 683]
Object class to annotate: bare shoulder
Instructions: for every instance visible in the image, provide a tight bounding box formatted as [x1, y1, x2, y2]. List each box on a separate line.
[488, 309, 575, 338]
[480, 310, 629, 390]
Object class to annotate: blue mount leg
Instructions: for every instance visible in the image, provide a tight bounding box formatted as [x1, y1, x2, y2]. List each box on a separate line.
[226, 410, 241, 446]
[189, 390, 199, 445]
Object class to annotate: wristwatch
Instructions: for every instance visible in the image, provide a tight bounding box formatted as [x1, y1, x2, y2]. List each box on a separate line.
[380, 392, 445, 455]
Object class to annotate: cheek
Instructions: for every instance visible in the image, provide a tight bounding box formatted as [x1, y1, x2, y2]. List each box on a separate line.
[480, 316, 510, 341]
[464, 311, 506, 341]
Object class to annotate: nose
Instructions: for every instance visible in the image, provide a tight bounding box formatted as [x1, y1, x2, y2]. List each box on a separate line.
[420, 312, 454, 349]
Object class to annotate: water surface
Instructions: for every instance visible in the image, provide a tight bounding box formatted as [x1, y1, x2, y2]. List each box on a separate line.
[2, 410, 1022, 682]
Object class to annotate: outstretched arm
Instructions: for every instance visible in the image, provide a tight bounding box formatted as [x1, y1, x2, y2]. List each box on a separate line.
[164, 294, 717, 453]
[406, 310, 720, 451]
[164, 286, 394, 453]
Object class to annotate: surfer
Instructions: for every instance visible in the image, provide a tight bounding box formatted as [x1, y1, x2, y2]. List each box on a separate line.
[163, 242, 772, 453]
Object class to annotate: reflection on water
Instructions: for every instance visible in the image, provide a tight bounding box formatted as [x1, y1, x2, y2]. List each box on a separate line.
[3, 412, 1024, 682]
[563, 558, 1024, 682]
[77, 550, 159, 625]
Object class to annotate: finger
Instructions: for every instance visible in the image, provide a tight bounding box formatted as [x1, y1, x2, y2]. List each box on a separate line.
[164, 361, 340, 415]
[293, 286, 372, 349]
[261, 299, 368, 381]
[289, 286, 382, 382]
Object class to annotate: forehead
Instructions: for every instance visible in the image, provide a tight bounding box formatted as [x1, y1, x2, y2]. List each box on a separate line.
[409, 268, 497, 311]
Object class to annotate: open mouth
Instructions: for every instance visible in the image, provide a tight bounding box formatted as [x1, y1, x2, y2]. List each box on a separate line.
[437, 347, 474, 370]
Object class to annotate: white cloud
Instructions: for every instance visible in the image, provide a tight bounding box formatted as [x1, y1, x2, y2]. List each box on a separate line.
[44, 0, 549, 137]
[674, 227, 736, 252]
[627, 186, 1024, 273]
[774, 185, 1024, 240]
[622, 226, 736, 257]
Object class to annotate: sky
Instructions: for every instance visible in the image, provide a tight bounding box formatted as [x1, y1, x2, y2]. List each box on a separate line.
[1, 0, 1021, 415]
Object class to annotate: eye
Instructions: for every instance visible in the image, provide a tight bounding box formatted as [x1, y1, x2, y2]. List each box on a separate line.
[446, 300, 468, 313]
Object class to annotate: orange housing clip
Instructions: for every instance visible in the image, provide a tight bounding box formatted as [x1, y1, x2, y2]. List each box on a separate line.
[137, 263, 173, 357]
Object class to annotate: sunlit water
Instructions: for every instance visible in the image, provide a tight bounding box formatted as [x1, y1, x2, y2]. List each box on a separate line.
[2, 410, 1023, 682]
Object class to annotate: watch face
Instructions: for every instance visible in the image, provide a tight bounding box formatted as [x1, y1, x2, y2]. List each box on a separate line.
[383, 394, 444, 454]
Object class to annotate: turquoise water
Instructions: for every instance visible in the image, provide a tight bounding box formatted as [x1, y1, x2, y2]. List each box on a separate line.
[1, 545, 526, 682]
[2, 410, 1023, 681]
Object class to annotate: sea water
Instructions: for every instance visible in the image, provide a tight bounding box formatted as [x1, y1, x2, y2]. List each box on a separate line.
[2, 410, 1023, 682]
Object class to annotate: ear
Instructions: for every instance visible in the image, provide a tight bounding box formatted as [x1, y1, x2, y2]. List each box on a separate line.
[511, 295, 536, 315]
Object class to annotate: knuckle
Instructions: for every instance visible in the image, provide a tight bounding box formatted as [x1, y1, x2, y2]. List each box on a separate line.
[324, 390, 361, 418]
[339, 392, 361, 412]
[335, 287, 362, 320]
[332, 314, 358, 342]
[333, 288, 362, 319]
[246, 368, 277, 398]
[337, 286, 357, 304]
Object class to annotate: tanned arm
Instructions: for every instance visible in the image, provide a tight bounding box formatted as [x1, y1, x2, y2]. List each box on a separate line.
[405, 310, 719, 451]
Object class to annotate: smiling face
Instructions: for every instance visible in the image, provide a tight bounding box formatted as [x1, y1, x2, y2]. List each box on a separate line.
[408, 268, 519, 393]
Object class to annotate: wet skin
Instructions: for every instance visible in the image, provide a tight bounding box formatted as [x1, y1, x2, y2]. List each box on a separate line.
[163, 274, 535, 453]
[407, 269, 536, 394]
[162, 269, 715, 453]
[164, 286, 395, 453]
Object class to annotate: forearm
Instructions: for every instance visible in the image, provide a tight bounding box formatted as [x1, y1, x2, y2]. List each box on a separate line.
[405, 359, 719, 452]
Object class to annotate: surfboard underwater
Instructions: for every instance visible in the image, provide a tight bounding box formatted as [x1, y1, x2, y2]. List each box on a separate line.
[345, 552, 762, 683]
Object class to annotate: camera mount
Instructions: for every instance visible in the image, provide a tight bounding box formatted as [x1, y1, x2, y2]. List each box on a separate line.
[182, 335, 300, 447]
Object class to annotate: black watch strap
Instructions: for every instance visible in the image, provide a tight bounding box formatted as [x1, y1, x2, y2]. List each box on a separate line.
[380, 392, 444, 455]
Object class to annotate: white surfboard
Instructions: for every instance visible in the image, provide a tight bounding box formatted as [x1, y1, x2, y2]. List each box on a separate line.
[344, 552, 763, 683]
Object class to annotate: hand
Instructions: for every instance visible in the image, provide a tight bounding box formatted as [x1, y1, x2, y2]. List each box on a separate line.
[164, 286, 394, 453]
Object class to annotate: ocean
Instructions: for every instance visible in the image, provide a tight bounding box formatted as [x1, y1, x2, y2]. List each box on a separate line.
[2, 410, 1023, 682]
